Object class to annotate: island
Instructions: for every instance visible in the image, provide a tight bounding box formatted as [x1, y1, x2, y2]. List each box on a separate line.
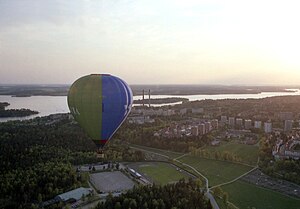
[0, 102, 39, 117]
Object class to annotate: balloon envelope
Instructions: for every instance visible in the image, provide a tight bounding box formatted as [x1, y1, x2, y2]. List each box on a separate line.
[67, 74, 133, 148]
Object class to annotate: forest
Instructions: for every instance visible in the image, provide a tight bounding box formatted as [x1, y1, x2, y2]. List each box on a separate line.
[95, 178, 212, 209]
[0, 115, 143, 209]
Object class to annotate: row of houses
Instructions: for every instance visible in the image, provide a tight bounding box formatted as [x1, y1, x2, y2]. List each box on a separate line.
[131, 107, 204, 116]
[272, 132, 300, 160]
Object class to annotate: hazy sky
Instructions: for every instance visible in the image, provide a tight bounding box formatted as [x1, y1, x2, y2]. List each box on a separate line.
[1, 0, 300, 85]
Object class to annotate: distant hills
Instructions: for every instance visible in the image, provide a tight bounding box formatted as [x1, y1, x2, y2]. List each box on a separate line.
[0, 84, 298, 97]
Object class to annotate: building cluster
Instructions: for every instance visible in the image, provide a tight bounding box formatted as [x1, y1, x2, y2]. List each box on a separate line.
[272, 131, 300, 160]
[220, 115, 274, 133]
[129, 107, 205, 124]
[128, 115, 155, 124]
[154, 119, 218, 138]
[225, 130, 258, 145]
[131, 107, 204, 116]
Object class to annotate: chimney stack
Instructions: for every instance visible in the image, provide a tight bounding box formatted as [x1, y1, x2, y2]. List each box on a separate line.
[148, 89, 151, 107]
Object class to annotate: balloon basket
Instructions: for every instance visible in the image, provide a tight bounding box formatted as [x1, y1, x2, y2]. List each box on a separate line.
[96, 149, 105, 158]
[97, 153, 105, 158]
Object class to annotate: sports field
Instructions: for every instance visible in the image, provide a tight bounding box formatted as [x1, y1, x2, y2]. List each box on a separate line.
[221, 180, 300, 209]
[202, 142, 259, 165]
[179, 156, 253, 187]
[137, 162, 190, 185]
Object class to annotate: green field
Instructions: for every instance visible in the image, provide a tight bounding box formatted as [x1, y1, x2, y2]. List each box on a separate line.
[215, 198, 227, 209]
[130, 144, 183, 159]
[138, 162, 189, 185]
[202, 142, 259, 165]
[222, 180, 300, 209]
[180, 156, 253, 187]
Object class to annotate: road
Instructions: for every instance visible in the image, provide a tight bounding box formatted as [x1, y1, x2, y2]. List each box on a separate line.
[130, 145, 220, 209]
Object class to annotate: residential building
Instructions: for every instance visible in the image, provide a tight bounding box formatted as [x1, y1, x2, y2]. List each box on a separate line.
[205, 122, 212, 133]
[211, 119, 219, 130]
[254, 121, 262, 129]
[245, 119, 252, 130]
[236, 118, 243, 127]
[264, 122, 272, 133]
[191, 126, 199, 136]
[228, 117, 235, 127]
[284, 120, 293, 132]
[220, 116, 227, 124]
[198, 124, 206, 135]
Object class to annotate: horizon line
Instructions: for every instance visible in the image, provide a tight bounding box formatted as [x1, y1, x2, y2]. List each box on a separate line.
[0, 83, 299, 87]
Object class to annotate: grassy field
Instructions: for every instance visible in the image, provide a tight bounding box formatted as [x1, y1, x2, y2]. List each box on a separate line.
[138, 162, 189, 185]
[222, 180, 300, 209]
[202, 142, 259, 165]
[215, 198, 227, 209]
[130, 144, 183, 159]
[179, 156, 253, 187]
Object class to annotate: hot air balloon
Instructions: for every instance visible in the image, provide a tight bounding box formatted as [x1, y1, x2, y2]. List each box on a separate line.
[67, 74, 133, 150]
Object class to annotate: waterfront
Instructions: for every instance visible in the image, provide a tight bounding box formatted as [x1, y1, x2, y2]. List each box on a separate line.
[1, 89, 300, 122]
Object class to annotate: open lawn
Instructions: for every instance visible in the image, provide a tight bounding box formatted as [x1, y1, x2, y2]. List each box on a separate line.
[202, 142, 259, 165]
[180, 156, 253, 187]
[222, 180, 300, 209]
[130, 144, 183, 159]
[138, 162, 190, 185]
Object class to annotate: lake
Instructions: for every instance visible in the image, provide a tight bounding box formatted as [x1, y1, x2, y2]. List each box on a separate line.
[1, 89, 300, 122]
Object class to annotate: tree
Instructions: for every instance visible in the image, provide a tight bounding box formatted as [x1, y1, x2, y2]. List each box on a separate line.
[114, 202, 121, 209]
[212, 186, 223, 198]
[223, 192, 229, 205]
[37, 193, 42, 203]
[129, 199, 137, 209]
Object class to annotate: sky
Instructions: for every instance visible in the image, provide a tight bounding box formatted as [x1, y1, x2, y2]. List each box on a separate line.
[0, 0, 300, 85]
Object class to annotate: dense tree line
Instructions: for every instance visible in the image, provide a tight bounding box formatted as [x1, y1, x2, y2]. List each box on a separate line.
[190, 148, 243, 164]
[259, 134, 300, 184]
[95, 178, 212, 209]
[0, 109, 39, 117]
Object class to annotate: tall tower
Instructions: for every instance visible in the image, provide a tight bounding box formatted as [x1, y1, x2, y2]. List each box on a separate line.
[142, 89, 145, 107]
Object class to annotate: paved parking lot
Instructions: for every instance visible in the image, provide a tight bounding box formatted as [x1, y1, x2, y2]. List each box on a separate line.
[90, 171, 135, 193]
[242, 169, 300, 198]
